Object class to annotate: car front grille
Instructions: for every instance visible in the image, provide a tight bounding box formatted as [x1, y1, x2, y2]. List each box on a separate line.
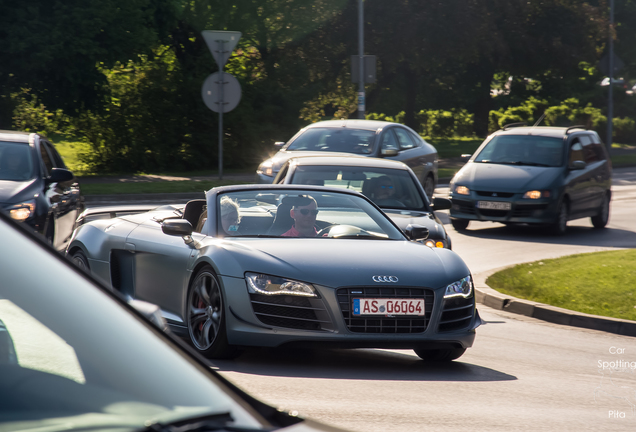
[439, 295, 475, 332]
[336, 287, 434, 333]
[512, 203, 548, 218]
[249, 294, 332, 331]
[476, 191, 515, 198]
[452, 200, 476, 215]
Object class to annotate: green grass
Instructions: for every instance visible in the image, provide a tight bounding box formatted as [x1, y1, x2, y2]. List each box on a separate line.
[425, 137, 483, 159]
[486, 250, 636, 321]
[50, 134, 93, 175]
[611, 154, 636, 167]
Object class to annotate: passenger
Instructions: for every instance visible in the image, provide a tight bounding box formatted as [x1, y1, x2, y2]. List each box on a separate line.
[282, 195, 319, 237]
[220, 196, 241, 234]
[372, 175, 395, 200]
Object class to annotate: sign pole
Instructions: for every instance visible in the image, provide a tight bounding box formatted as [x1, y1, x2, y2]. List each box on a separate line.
[218, 39, 225, 180]
[607, 0, 614, 150]
[357, 0, 365, 119]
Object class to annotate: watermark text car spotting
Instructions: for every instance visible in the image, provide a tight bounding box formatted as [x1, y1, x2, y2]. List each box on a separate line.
[595, 346, 636, 420]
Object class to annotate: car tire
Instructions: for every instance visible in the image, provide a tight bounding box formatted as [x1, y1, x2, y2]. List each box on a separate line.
[591, 193, 610, 229]
[71, 250, 90, 271]
[423, 175, 435, 199]
[451, 218, 469, 232]
[44, 217, 54, 246]
[550, 200, 569, 236]
[186, 265, 237, 359]
[413, 347, 466, 362]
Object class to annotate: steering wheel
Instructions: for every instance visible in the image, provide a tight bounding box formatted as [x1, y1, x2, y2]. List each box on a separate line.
[316, 224, 338, 236]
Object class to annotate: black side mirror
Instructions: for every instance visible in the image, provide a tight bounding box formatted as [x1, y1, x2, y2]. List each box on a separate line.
[570, 160, 586, 170]
[405, 224, 429, 241]
[431, 197, 452, 211]
[47, 168, 74, 183]
[162, 220, 193, 237]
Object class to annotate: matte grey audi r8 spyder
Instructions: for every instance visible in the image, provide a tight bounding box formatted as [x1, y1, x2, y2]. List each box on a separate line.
[67, 185, 480, 361]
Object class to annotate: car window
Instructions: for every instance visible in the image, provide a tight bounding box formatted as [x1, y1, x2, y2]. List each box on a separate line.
[579, 135, 601, 164]
[394, 128, 415, 150]
[0, 142, 35, 181]
[289, 165, 427, 211]
[216, 189, 405, 239]
[39, 142, 54, 175]
[44, 140, 67, 168]
[0, 216, 268, 431]
[569, 140, 584, 164]
[475, 135, 564, 167]
[380, 129, 399, 152]
[408, 130, 422, 147]
[285, 128, 375, 154]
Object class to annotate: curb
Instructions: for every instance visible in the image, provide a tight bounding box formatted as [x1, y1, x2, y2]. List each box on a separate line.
[474, 269, 636, 337]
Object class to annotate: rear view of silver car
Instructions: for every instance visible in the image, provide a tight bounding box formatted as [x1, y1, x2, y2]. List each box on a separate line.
[448, 125, 611, 235]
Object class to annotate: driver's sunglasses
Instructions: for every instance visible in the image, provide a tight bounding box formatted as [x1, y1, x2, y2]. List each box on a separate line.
[380, 185, 393, 189]
[298, 209, 319, 216]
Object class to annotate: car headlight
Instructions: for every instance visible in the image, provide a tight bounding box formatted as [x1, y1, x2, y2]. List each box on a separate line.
[444, 275, 473, 299]
[424, 239, 446, 248]
[257, 160, 274, 177]
[454, 185, 470, 195]
[246, 272, 318, 297]
[7, 200, 36, 222]
[523, 190, 550, 199]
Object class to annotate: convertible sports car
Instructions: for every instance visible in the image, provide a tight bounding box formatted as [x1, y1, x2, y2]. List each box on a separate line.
[67, 185, 480, 361]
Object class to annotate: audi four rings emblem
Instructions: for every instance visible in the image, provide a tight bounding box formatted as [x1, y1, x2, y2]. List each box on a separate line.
[372, 275, 398, 283]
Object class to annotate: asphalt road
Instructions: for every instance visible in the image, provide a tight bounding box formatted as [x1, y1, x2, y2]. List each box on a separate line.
[84, 168, 636, 431]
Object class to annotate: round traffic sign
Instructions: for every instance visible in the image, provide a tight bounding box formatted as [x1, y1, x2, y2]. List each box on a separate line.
[201, 72, 242, 113]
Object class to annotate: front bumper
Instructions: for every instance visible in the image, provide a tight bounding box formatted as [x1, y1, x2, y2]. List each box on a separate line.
[449, 195, 559, 224]
[221, 275, 480, 350]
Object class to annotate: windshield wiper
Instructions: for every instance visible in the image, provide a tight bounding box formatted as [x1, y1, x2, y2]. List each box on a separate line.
[139, 411, 273, 432]
[493, 160, 550, 166]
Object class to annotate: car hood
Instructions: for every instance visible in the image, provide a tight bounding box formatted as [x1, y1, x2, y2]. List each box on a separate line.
[382, 210, 446, 239]
[453, 162, 560, 191]
[213, 238, 469, 289]
[0, 179, 39, 205]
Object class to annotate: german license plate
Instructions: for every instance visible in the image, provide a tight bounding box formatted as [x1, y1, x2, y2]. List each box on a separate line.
[353, 298, 425, 316]
[477, 201, 511, 210]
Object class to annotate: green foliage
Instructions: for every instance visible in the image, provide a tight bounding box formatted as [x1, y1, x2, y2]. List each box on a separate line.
[488, 97, 549, 131]
[613, 117, 636, 144]
[11, 90, 69, 136]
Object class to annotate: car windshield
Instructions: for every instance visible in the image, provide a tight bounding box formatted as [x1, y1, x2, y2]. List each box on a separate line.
[285, 128, 376, 155]
[474, 135, 564, 167]
[216, 189, 404, 239]
[0, 217, 268, 431]
[0, 142, 35, 181]
[288, 165, 428, 211]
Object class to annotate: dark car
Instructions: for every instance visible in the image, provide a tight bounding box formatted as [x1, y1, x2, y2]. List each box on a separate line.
[0, 208, 351, 432]
[256, 120, 439, 198]
[0, 130, 84, 250]
[448, 125, 612, 235]
[274, 155, 453, 248]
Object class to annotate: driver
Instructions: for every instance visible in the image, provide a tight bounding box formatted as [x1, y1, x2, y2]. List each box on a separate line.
[282, 195, 319, 237]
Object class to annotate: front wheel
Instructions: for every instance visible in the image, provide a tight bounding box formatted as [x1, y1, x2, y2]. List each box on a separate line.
[451, 218, 469, 232]
[591, 193, 610, 229]
[550, 201, 568, 236]
[414, 347, 466, 362]
[186, 266, 236, 359]
[71, 250, 90, 271]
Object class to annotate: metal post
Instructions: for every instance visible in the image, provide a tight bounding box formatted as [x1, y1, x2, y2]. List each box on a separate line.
[218, 39, 225, 180]
[357, 0, 365, 119]
[607, 0, 614, 150]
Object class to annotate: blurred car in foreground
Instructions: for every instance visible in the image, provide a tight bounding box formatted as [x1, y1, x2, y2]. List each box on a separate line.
[67, 185, 480, 362]
[256, 120, 439, 197]
[448, 125, 611, 234]
[0, 208, 350, 432]
[273, 155, 453, 248]
[0, 130, 83, 251]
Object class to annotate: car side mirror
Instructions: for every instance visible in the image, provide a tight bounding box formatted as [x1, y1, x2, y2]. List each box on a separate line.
[381, 148, 399, 157]
[431, 197, 452, 211]
[405, 224, 429, 241]
[570, 160, 586, 170]
[274, 141, 286, 148]
[460, 153, 472, 159]
[47, 168, 74, 183]
[162, 220, 193, 237]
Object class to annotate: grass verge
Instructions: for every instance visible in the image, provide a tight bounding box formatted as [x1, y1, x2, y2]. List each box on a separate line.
[486, 249, 636, 321]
